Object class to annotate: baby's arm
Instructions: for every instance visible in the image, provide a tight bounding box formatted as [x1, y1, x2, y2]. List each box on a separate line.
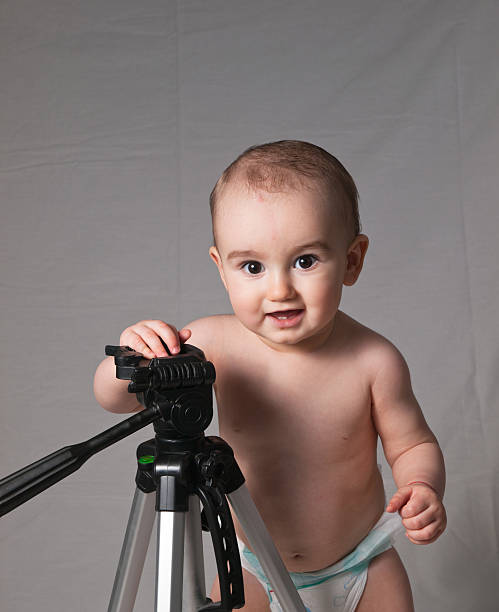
[93, 320, 192, 413]
[371, 341, 446, 544]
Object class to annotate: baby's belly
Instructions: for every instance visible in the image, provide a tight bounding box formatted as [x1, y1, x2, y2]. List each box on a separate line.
[232, 452, 386, 573]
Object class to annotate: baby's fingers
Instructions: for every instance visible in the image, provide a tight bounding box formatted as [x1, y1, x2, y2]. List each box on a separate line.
[401, 506, 435, 532]
[120, 320, 181, 358]
[405, 520, 443, 545]
[154, 323, 192, 354]
[405, 503, 447, 545]
[120, 324, 164, 359]
[399, 495, 429, 519]
[147, 320, 187, 355]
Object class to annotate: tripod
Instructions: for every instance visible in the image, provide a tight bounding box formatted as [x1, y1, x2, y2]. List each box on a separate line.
[108, 425, 307, 611]
[0, 344, 306, 612]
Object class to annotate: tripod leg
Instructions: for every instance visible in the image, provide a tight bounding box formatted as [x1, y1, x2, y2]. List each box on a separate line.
[182, 495, 208, 611]
[155, 510, 185, 611]
[228, 485, 307, 612]
[108, 488, 156, 612]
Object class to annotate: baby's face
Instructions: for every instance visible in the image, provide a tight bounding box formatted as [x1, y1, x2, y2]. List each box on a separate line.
[210, 184, 359, 352]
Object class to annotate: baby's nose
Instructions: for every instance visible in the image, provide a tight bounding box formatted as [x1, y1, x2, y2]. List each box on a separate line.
[267, 271, 296, 301]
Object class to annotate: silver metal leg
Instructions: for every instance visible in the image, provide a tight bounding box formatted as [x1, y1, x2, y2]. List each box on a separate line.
[182, 496, 207, 611]
[229, 485, 307, 612]
[108, 488, 156, 612]
[155, 510, 185, 611]
[108, 482, 305, 612]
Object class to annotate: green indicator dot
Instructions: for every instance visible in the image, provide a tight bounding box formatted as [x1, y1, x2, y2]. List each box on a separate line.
[139, 455, 155, 465]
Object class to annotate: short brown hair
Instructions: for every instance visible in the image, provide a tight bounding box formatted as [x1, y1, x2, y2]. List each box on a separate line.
[209, 140, 361, 242]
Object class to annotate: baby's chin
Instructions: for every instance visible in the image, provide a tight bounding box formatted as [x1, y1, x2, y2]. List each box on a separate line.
[254, 327, 331, 353]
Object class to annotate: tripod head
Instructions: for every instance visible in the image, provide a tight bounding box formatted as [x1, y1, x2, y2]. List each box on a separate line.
[105, 343, 216, 438]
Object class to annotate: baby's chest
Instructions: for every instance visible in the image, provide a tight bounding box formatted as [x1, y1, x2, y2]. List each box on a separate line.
[214, 359, 373, 447]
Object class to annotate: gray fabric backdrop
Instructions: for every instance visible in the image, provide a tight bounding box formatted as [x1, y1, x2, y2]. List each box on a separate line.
[1, 1, 498, 610]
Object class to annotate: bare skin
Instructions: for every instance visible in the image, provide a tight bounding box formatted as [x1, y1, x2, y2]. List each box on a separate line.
[203, 312, 389, 571]
[196, 313, 425, 611]
[355, 548, 413, 611]
[94, 185, 446, 610]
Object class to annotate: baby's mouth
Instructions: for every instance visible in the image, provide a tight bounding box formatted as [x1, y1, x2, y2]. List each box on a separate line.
[267, 309, 303, 320]
[266, 309, 304, 329]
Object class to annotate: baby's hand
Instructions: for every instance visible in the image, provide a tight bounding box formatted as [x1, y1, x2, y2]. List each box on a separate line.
[386, 483, 447, 545]
[119, 320, 192, 360]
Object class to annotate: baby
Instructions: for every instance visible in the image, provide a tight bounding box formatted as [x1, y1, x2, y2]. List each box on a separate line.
[94, 140, 446, 611]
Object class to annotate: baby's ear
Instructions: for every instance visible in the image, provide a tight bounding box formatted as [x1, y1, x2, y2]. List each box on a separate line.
[209, 246, 228, 291]
[343, 234, 369, 286]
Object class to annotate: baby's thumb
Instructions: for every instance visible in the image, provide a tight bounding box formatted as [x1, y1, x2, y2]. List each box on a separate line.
[386, 487, 412, 513]
[178, 328, 192, 343]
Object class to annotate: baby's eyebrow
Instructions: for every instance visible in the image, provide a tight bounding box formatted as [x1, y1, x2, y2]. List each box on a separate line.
[226, 249, 260, 261]
[294, 240, 331, 253]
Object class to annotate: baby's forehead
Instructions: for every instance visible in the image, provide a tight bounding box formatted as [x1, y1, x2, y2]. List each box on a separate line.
[216, 179, 343, 223]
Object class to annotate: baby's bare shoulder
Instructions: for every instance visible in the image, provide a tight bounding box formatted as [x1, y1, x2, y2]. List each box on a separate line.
[338, 312, 407, 380]
[185, 314, 239, 361]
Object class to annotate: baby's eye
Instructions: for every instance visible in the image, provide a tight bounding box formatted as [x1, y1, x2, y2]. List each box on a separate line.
[242, 261, 264, 275]
[294, 254, 318, 270]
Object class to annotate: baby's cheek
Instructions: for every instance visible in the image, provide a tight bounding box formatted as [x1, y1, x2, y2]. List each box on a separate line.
[311, 282, 341, 310]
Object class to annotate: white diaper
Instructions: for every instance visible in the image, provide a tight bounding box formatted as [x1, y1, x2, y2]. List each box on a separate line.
[238, 512, 403, 612]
